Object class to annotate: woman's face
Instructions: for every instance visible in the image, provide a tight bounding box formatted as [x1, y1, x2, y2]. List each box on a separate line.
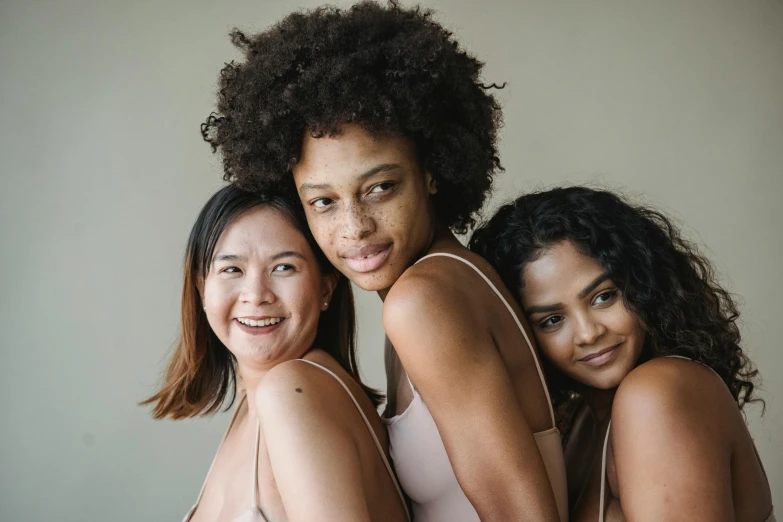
[201, 206, 335, 367]
[520, 241, 645, 391]
[292, 124, 437, 293]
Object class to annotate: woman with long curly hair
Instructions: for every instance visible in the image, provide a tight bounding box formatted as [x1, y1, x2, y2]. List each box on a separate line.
[470, 186, 774, 522]
[201, 2, 567, 520]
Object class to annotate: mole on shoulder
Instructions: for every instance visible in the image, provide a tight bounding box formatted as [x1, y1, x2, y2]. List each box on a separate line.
[295, 388, 302, 393]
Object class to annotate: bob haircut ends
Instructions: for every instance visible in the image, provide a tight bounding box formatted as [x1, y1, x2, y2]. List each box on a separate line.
[142, 185, 379, 419]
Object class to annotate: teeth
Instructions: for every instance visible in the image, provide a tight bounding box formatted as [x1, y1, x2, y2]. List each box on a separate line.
[238, 317, 283, 327]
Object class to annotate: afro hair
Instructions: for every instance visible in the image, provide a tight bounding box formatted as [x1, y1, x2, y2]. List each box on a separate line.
[202, 0, 504, 234]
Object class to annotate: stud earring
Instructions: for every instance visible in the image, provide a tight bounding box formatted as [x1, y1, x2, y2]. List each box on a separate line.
[203, 305, 206, 311]
[323, 302, 329, 310]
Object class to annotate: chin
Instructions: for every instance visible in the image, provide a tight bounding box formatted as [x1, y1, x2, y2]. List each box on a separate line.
[344, 266, 401, 293]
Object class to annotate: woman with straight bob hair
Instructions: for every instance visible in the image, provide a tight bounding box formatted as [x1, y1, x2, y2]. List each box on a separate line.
[470, 186, 774, 522]
[201, 2, 567, 520]
[142, 184, 409, 522]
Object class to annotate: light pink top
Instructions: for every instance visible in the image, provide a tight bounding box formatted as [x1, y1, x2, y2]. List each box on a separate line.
[383, 252, 569, 522]
[183, 359, 410, 522]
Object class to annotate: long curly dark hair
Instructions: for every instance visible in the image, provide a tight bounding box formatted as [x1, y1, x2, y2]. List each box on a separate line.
[201, 0, 503, 234]
[469, 186, 761, 416]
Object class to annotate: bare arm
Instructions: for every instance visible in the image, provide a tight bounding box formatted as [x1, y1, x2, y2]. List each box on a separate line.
[256, 361, 371, 522]
[611, 359, 735, 521]
[383, 273, 560, 522]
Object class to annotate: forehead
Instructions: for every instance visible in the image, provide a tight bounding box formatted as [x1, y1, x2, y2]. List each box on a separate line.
[293, 124, 418, 184]
[521, 241, 606, 302]
[214, 206, 309, 255]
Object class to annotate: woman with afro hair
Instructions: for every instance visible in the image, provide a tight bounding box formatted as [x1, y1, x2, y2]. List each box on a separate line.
[470, 186, 774, 522]
[202, 1, 567, 521]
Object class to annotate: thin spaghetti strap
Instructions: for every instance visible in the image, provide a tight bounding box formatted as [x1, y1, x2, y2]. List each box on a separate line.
[598, 420, 611, 522]
[252, 418, 261, 509]
[296, 359, 411, 522]
[192, 395, 248, 507]
[416, 252, 557, 427]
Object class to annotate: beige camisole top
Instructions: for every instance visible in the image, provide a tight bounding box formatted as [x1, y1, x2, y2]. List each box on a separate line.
[597, 356, 775, 522]
[183, 359, 410, 522]
[383, 252, 569, 522]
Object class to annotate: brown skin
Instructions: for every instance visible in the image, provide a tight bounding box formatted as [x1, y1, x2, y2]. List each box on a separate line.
[191, 207, 408, 522]
[521, 240, 773, 522]
[293, 124, 561, 521]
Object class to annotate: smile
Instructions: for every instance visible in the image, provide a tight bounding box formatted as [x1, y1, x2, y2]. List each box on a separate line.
[235, 316, 285, 336]
[579, 343, 621, 367]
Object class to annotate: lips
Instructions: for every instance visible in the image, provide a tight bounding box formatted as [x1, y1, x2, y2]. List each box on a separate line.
[234, 316, 285, 336]
[339, 243, 392, 274]
[579, 343, 621, 367]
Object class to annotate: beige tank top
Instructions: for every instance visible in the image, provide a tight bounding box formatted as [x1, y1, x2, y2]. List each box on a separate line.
[383, 252, 569, 522]
[184, 359, 410, 522]
[597, 356, 775, 522]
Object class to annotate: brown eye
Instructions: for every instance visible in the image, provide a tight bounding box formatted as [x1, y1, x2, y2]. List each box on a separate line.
[312, 197, 333, 209]
[369, 182, 394, 193]
[593, 290, 617, 306]
[540, 315, 564, 329]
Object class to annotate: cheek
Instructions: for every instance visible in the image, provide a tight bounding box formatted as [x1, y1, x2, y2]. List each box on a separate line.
[304, 213, 338, 253]
[203, 278, 234, 313]
[536, 331, 573, 369]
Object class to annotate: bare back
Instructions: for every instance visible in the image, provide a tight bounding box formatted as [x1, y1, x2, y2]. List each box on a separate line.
[382, 241, 567, 521]
[385, 245, 553, 432]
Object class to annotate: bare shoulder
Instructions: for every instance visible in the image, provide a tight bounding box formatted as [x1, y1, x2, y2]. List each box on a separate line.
[255, 356, 355, 429]
[383, 254, 480, 335]
[612, 357, 736, 441]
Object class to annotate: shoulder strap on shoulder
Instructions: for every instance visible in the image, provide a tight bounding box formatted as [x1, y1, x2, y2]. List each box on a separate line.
[295, 359, 411, 521]
[416, 252, 556, 427]
[598, 420, 611, 522]
[192, 394, 247, 509]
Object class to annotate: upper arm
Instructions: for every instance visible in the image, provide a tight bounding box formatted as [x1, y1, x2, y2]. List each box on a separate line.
[255, 362, 371, 522]
[611, 361, 735, 521]
[383, 273, 560, 521]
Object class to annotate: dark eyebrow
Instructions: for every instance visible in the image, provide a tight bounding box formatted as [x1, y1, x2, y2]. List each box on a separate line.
[213, 253, 243, 263]
[578, 272, 612, 299]
[525, 303, 563, 316]
[298, 163, 403, 192]
[271, 251, 307, 262]
[525, 272, 613, 317]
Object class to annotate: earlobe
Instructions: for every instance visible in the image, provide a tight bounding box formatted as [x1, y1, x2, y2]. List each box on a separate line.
[321, 272, 339, 310]
[197, 278, 205, 305]
[425, 171, 438, 195]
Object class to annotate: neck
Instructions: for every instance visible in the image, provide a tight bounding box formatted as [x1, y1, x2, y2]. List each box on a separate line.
[582, 387, 616, 423]
[377, 225, 462, 301]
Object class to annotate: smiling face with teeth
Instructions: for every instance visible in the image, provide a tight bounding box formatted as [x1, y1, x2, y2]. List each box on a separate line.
[293, 124, 438, 294]
[201, 205, 336, 367]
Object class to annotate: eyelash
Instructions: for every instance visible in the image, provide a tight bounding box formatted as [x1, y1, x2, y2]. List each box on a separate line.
[218, 264, 295, 275]
[537, 290, 619, 330]
[309, 181, 396, 210]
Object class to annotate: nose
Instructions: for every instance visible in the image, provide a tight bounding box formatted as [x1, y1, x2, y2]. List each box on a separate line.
[574, 311, 606, 347]
[240, 271, 276, 306]
[340, 201, 375, 240]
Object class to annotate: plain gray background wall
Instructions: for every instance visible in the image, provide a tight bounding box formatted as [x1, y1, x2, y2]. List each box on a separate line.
[1, 1, 781, 520]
